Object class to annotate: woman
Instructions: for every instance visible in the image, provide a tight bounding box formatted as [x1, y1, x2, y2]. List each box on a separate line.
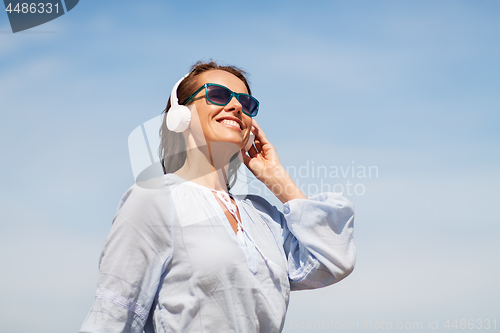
[80, 61, 356, 333]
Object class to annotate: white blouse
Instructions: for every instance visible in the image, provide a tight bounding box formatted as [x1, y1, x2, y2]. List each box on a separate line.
[80, 173, 356, 333]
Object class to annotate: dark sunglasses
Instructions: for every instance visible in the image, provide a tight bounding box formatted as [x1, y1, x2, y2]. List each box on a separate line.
[182, 83, 259, 117]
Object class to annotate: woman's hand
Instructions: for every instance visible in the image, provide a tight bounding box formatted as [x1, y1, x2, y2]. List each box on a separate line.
[241, 120, 307, 203]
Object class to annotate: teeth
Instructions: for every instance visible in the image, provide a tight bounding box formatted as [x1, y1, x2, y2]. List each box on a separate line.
[221, 119, 241, 129]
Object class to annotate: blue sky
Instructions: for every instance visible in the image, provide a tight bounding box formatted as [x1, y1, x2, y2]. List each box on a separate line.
[1, 1, 499, 332]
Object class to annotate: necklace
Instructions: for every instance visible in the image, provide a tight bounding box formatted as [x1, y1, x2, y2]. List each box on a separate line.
[212, 190, 245, 244]
[210, 189, 284, 278]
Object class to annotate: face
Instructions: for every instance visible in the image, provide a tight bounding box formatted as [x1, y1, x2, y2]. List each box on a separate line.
[187, 70, 253, 150]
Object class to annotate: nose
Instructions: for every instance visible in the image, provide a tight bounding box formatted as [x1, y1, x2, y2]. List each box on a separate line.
[224, 96, 243, 116]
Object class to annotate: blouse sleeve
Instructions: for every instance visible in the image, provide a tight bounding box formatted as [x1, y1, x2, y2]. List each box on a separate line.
[79, 184, 174, 333]
[248, 192, 355, 291]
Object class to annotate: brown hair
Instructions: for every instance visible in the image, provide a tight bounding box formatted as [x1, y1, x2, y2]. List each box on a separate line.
[158, 60, 252, 190]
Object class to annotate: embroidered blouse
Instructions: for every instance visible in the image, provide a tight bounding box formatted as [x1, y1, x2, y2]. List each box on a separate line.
[79, 173, 355, 333]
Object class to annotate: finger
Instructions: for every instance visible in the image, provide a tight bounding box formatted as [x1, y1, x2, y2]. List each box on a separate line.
[251, 121, 264, 151]
[251, 120, 259, 136]
[247, 143, 258, 157]
[251, 119, 271, 145]
[254, 138, 263, 153]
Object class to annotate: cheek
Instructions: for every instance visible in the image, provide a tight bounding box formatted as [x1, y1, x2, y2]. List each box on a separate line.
[193, 105, 210, 126]
[244, 117, 253, 132]
[198, 106, 222, 137]
[188, 107, 206, 139]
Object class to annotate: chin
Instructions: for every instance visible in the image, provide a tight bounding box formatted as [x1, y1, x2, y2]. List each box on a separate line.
[207, 139, 242, 152]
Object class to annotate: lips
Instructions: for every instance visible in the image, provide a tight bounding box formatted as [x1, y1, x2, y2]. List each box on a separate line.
[217, 117, 243, 130]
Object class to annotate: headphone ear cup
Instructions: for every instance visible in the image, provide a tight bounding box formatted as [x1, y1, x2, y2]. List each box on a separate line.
[244, 131, 255, 151]
[166, 105, 191, 132]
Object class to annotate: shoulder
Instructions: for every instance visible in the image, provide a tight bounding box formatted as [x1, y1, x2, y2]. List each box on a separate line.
[236, 194, 272, 208]
[236, 194, 277, 212]
[235, 194, 285, 225]
[114, 175, 175, 221]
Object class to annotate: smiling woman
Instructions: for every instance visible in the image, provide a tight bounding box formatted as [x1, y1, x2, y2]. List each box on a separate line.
[79, 60, 356, 333]
[159, 62, 256, 190]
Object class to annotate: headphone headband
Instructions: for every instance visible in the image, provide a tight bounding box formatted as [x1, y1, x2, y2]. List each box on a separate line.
[170, 73, 189, 107]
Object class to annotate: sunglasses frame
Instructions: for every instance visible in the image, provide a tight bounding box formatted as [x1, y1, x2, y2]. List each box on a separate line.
[182, 83, 259, 117]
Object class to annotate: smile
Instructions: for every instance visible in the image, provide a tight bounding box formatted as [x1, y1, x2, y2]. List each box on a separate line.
[218, 119, 242, 130]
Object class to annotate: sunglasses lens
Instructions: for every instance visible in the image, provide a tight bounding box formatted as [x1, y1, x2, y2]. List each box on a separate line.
[239, 95, 259, 117]
[206, 84, 259, 117]
[206, 86, 231, 105]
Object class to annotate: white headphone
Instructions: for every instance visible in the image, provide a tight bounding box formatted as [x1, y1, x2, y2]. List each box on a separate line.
[166, 74, 191, 132]
[244, 131, 255, 152]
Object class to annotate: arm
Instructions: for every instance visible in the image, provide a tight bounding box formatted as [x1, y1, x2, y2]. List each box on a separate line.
[247, 193, 355, 291]
[240, 120, 355, 289]
[80, 185, 174, 333]
[241, 120, 307, 204]
[283, 193, 355, 290]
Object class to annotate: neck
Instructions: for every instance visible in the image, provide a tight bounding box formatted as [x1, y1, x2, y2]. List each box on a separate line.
[175, 141, 239, 192]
